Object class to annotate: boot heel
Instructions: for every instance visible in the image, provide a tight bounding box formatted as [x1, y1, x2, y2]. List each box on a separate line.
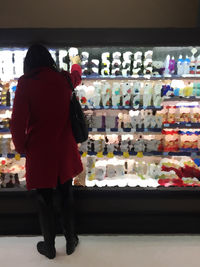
[66, 236, 79, 255]
[37, 241, 56, 259]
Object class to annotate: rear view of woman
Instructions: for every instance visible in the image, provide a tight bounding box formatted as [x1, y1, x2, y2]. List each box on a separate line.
[10, 44, 83, 259]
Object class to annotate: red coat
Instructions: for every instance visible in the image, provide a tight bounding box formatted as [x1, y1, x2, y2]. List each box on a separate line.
[10, 64, 83, 190]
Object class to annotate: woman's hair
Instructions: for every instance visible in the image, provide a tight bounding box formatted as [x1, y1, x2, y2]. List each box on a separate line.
[24, 44, 57, 74]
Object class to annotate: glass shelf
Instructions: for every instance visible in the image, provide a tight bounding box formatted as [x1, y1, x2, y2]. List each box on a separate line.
[83, 105, 162, 111]
[0, 153, 25, 158]
[88, 128, 162, 133]
[0, 106, 12, 110]
[82, 75, 200, 80]
[0, 128, 10, 133]
[80, 151, 200, 157]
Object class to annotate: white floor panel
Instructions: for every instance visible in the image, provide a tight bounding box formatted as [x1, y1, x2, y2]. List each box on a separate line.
[0, 235, 200, 267]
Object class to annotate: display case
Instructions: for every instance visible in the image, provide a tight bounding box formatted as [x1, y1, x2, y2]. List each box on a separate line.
[1, 28, 200, 235]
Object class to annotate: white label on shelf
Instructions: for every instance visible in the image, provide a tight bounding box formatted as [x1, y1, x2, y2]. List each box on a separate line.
[143, 75, 151, 80]
[132, 75, 139, 78]
[131, 128, 136, 133]
[191, 153, 197, 157]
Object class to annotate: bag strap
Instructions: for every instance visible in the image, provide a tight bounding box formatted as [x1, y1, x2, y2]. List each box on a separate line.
[65, 74, 74, 92]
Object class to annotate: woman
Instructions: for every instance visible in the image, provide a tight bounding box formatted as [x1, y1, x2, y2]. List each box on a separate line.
[10, 44, 83, 259]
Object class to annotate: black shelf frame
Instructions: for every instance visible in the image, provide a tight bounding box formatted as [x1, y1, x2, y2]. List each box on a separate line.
[1, 28, 200, 47]
[1, 28, 200, 234]
[1, 186, 200, 235]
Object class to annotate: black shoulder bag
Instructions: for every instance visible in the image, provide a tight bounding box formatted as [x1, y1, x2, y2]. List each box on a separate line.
[65, 75, 88, 143]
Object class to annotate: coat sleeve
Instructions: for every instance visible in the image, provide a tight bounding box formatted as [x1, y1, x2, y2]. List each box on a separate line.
[10, 77, 29, 154]
[69, 64, 82, 88]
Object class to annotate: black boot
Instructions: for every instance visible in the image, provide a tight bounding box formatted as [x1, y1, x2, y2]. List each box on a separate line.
[66, 234, 79, 255]
[37, 241, 56, 259]
[60, 215, 79, 255]
[36, 191, 56, 259]
[57, 180, 79, 255]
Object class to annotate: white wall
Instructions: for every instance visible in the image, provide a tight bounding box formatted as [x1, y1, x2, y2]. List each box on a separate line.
[0, 0, 198, 28]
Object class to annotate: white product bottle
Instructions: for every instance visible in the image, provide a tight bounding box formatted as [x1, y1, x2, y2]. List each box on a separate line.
[0, 50, 13, 81]
[183, 55, 190, 75]
[68, 47, 79, 69]
[59, 50, 68, 71]
[13, 50, 25, 78]
[68, 47, 79, 58]
[177, 55, 184, 76]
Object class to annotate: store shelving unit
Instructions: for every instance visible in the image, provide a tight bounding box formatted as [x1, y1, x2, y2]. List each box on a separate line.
[1, 28, 200, 235]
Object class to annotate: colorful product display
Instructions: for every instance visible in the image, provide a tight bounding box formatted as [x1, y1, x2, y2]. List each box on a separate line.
[79, 49, 200, 78]
[0, 157, 25, 188]
[76, 80, 163, 108]
[85, 109, 162, 130]
[84, 156, 200, 188]
[2, 46, 200, 189]
[1, 47, 200, 82]
[80, 134, 162, 154]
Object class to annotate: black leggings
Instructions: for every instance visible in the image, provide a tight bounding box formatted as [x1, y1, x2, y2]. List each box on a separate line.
[36, 179, 75, 240]
[36, 179, 73, 209]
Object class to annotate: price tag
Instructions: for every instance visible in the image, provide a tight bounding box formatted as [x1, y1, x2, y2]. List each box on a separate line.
[15, 154, 21, 161]
[164, 124, 170, 127]
[163, 152, 168, 156]
[88, 174, 95, 181]
[136, 152, 143, 158]
[191, 153, 197, 157]
[107, 152, 114, 158]
[97, 152, 103, 158]
[123, 152, 130, 158]
[112, 105, 118, 109]
[82, 152, 87, 157]
[143, 74, 151, 79]
[186, 124, 191, 127]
